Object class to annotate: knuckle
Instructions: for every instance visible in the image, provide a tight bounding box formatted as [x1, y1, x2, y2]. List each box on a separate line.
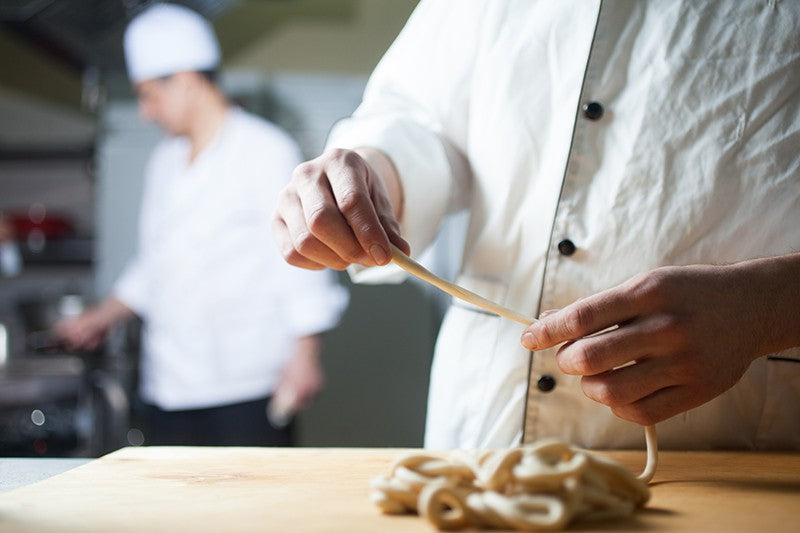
[281, 247, 304, 266]
[327, 147, 349, 160]
[563, 305, 594, 333]
[292, 161, 316, 182]
[270, 208, 284, 227]
[326, 147, 361, 166]
[657, 314, 691, 348]
[328, 261, 349, 272]
[592, 380, 621, 407]
[377, 211, 400, 230]
[276, 185, 295, 205]
[275, 237, 297, 262]
[336, 246, 363, 265]
[532, 324, 557, 347]
[292, 231, 318, 256]
[306, 205, 336, 236]
[573, 343, 602, 374]
[612, 405, 655, 426]
[307, 210, 363, 262]
[325, 148, 363, 174]
[338, 189, 369, 217]
[629, 267, 676, 305]
[340, 149, 364, 168]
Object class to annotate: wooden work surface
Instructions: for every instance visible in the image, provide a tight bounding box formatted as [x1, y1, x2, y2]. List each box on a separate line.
[0, 447, 798, 532]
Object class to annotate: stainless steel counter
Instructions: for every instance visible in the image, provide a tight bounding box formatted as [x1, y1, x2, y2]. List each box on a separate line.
[0, 457, 90, 493]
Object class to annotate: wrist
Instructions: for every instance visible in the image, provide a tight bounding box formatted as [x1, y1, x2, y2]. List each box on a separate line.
[736, 253, 800, 357]
[354, 147, 404, 220]
[294, 335, 321, 358]
[94, 298, 133, 330]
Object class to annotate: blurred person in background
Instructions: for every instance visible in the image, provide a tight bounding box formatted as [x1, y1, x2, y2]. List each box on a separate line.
[56, 3, 348, 446]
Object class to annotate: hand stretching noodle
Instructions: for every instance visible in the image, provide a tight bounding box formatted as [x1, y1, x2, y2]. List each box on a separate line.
[388, 245, 659, 484]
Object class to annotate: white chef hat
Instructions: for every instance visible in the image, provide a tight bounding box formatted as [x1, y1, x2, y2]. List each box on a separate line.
[124, 3, 221, 83]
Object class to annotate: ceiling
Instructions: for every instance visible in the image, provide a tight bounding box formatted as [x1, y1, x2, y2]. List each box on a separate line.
[0, 0, 367, 155]
[0, 0, 242, 74]
[0, 1, 243, 155]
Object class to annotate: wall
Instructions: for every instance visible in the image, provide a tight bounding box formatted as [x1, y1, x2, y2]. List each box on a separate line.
[223, 0, 418, 75]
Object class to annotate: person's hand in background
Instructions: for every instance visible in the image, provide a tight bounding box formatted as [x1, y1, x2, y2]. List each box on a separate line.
[268, 335, 326, 427]
[54, 297, 135, 351]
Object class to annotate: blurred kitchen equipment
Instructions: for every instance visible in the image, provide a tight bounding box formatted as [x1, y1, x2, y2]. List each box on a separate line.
[18, 293, 85, 331]
[0, 292, 131, 456]
[0, 350, 130, 457]
[0, 355, 87, 456]
[25, 329, 66, 353]
[0, 214, 22, 277]
[6, 204, 75, 242]
[0, 322, 8, 366]
[0, 241, 22, 277]
[3, 205, 92, 264]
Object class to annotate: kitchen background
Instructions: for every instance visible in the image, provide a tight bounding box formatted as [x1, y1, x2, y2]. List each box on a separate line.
[0, 0, 469, 457]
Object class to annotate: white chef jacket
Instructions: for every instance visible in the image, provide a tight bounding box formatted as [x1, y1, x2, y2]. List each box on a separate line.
[115, 107, 348, 410]
[328, 0, 800, 450]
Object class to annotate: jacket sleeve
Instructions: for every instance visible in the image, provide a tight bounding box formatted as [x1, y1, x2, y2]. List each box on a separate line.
[111, 148, 164, 317]
[112, 256, 149, 316]
[326, 0, 484, 276]
[281, 265, 350, 338]
[253, 118, 351, 337]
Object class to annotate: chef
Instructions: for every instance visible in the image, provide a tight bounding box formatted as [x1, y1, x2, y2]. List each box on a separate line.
[56, 3, 348, 446]
[272, 0, 800, 450]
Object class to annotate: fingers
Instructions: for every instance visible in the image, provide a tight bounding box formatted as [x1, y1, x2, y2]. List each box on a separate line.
[579, 357, 692, 425]
[276, 360, 324, 410]
[579, 357, 669, 407]
[294, 375, 324, 409]
[294, 161, 375, 265]
[273, 187, 349, 270]
[537, 308, 559, 319]
[324, 153, 393, 265]
[371, 178, 410, 256]
[522, 287, 640, 351]
[271, 216, 328, 270]
[54, 321, 99, 351]
[610, 385, 691, 426]
[553, 314, 678, 376]
[272, 149, 406, 270]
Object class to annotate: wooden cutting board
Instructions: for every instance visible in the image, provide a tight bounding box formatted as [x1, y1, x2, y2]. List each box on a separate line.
[0, 447, 798, 532]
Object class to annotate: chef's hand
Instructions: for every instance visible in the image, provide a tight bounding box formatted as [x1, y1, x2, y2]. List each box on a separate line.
[520, 255, 800, 426]
[54, 297, 134, 351]
[272, 148, 409, 271]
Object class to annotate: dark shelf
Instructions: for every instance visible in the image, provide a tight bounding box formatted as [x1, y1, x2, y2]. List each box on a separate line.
[19, 238, 94, 265]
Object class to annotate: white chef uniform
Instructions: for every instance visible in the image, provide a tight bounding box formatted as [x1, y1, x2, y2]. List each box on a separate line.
[328, 0, 800, 450]
[115, 107, 348, 410]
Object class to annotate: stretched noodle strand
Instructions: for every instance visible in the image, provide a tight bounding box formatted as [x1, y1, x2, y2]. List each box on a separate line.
[638, 425, 658, 483]
[388, 245, 660, 484]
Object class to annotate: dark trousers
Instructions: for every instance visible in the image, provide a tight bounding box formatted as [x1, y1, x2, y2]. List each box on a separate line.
[137, 396, 294, 446]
